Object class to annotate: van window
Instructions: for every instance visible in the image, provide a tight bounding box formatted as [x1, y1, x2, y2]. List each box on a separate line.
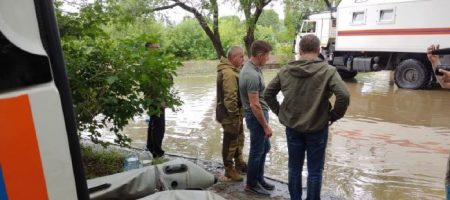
[301, 21, 316, 33]
[379, 9, 395, 23]
[351, 11, 365, 25]
[0, 31, 52, 92]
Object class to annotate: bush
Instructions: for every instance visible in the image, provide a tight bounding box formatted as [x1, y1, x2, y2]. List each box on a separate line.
[55, 1, 182, 147]
[81, 145, 125, 179]
[274, 42, 295, 65]
[163, 19, 217, 60]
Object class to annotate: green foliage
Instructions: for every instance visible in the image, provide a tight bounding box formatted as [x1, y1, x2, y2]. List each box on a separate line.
[255, 26, 276, 44]
[283, 9, 300, 41]
[163, 18, 217, 60]
[257, 9, 280, 30]
[151, 156, 170, 165]
[56, 0, 182, 147]
[219, 16, 245, 50]
[81, 145, 125, 179]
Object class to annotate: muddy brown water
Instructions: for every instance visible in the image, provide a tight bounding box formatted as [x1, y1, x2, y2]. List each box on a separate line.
[124, 61, 450, 200]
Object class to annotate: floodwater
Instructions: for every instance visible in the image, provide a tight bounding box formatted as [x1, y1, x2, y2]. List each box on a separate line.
[124, 61, 450, 200]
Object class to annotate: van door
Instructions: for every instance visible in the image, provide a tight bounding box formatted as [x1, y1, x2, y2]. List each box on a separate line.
[0, 0, 88, 199]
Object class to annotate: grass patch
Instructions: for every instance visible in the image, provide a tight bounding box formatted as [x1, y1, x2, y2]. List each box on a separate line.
[151, 156, 170, 165]
[80, 145, 125, 179]
[80, 145, 172, 179]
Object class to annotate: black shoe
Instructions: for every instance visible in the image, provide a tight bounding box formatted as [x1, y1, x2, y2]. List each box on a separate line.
[260, 180, 275, 191]
[245, 184, 270, 196]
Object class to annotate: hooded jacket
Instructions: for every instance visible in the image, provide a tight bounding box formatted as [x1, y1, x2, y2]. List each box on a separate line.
[216, 57, 242, 124]
[264, 58, 350, 132]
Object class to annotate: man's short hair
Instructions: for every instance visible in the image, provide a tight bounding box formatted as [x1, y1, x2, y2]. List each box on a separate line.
[250, 40, 272, 57]
[227, 46, 243, 58]
[299, 34, 320, 53]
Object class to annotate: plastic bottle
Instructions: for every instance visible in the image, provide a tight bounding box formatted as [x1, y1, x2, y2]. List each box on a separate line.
[123, 153, 140, 171]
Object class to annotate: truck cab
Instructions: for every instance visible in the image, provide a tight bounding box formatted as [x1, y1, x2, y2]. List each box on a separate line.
[295, 12, 337, 60]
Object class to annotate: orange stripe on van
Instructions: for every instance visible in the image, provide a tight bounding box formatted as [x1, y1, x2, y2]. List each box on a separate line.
[338, 27, 450, 36]
[0, 95, 48, 200]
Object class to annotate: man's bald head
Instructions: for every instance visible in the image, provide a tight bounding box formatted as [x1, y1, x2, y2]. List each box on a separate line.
[227, 46, 244, 68]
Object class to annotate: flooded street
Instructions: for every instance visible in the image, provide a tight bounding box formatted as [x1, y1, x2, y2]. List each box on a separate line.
[124, 61, 450, 199]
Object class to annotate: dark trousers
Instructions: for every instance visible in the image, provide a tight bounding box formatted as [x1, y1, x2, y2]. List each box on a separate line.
[147, 109, 165, 158]
[286, 126, 328, 200]
[245, 111, 271, 186]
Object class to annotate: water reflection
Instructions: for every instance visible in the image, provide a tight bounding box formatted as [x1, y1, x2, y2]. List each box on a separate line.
[346, 71, 450, 128]
[124, 65, 450, 200]
[326, 71, 450, 199]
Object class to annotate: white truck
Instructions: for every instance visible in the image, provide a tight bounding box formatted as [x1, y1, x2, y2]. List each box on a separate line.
[294, 0, 450, 89]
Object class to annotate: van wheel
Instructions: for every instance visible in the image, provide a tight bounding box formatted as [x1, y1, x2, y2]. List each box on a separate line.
[338, 70, 357, 79]
[394, 59, 430, 89]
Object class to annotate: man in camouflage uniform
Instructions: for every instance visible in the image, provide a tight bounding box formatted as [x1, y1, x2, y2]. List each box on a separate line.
[216, 46, 246, 181]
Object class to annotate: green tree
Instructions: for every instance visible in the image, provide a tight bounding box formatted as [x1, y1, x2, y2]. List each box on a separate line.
[151, 0, 226, 58]
[150, 0, 273, 58]
[219, 16, 245, 51]
[239, 0, 272, 56]
[257, 9, 280, 30]
[164, 18, 217, 59]
[55, 0, 182, 147]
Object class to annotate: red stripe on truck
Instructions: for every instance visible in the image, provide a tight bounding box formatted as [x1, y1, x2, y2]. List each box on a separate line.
[338, 27, 450, 36]
[0, 95, 49, 200]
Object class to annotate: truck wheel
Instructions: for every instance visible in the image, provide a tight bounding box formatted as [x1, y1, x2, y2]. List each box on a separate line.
[338, 70, 357, 79]
[394, 59, 430, 89]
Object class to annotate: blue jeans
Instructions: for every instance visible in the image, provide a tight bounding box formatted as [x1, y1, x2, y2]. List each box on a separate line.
[245, 110, 271, 186]
[286, 127, 328, 200]
[447, 183, 449, 200]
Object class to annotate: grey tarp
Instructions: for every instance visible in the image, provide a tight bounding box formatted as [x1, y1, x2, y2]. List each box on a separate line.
[139, 190, 226, 200]
[87, 159, 216, 200]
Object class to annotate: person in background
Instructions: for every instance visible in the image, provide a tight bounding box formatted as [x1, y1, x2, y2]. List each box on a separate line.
[264, 34, 350, 200]
[145, 42, 170, 159]
[426, 44, 450, 200]
[239, 40, 274, 196]
[427, 44, 450, 89]
[216, 46, 247, 181]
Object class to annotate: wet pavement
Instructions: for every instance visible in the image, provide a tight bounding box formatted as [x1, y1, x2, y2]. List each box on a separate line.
[167, 153, 340, 200]
[123, 61, 450, 200]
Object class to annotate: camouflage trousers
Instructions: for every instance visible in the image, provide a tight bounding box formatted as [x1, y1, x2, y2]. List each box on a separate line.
[221, 116, 245, 167]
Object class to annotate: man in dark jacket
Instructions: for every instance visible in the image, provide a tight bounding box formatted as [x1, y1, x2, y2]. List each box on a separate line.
[145, 42, 170, 159]
[216, 46, 246, 181]
[264, 34, 350, 200]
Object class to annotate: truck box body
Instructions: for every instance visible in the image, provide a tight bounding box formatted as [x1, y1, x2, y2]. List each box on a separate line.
[295, 0, 450, 89]
[336, 0, 450, 53]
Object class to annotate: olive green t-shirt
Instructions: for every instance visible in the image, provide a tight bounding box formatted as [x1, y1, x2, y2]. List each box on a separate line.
[239, 61, 269, 112]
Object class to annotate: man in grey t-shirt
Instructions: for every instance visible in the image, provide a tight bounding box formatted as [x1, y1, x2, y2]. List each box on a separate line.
[239, 40, 274, 196]
[239, 62, 270, 112]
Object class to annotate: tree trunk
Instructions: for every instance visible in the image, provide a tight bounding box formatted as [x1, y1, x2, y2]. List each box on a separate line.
[152, 0, 225, 58]
[209, 34, 225, 58]
[241, 0, 270, 57]
[243, 28, 255, 57]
